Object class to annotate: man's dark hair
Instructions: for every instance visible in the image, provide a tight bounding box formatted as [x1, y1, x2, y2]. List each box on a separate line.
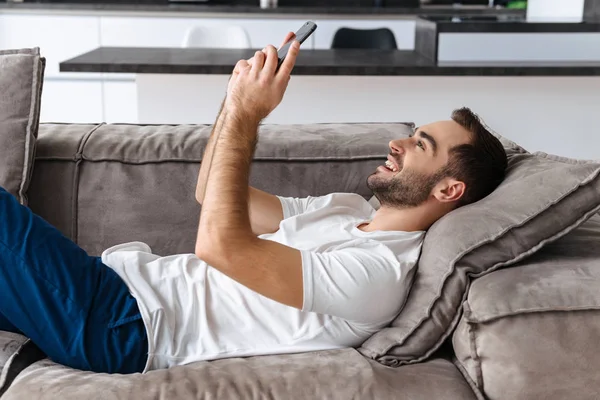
[443, 107, 508, 208]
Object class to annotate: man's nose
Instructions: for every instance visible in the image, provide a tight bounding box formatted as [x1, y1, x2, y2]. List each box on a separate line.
[388, 139, 406, 155]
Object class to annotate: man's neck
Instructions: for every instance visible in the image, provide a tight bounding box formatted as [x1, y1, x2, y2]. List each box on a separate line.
[358, 203, 439, 233]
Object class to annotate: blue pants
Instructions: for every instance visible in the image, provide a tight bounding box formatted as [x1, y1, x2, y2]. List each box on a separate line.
[0, 187, 147, 374]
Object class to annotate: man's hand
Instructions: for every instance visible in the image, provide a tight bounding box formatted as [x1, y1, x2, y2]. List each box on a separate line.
[225, 32, 300, 123]
[227, 32, 295, 99]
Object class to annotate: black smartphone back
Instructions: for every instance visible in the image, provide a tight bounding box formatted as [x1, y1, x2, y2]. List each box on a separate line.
[277, 21, 317, 68]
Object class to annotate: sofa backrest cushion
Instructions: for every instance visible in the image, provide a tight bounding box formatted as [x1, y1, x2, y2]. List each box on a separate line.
[28, 122, 414, 256]
[0, 48, 45, 205]
[359, 145, 600, 366]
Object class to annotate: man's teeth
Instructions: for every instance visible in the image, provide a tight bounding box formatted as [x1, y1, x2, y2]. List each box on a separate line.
[385, 160, 399, 172]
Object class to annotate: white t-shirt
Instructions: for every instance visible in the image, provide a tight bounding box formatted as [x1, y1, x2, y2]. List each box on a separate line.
[101, 192, 425, 372]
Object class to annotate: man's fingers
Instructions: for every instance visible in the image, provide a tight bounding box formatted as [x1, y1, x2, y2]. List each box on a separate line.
[276, 40, 300, 81]
[261, 45, 278, 78]
[251, 50, 265, 74]
[278, 32, 296, 50]
[234, 59, 250, 73]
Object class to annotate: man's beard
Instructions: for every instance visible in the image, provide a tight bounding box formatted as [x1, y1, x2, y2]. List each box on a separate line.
[367, 166, 447, 208]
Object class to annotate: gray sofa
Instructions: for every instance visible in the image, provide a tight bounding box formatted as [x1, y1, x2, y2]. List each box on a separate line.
[2, 47, 600, 400]
[0, 121, 599, 400]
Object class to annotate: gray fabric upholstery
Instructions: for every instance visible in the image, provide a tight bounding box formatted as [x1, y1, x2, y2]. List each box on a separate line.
[3, 349, 477, 400]
[29, 122, 414, 256]
[359, 150, 600, 366]
[489, 125, 529, 156]
[0, 48, 45, 205]
[453, 213, 600, 400]
[0, 333, 25, 370]
[0, 334, 45, 398]
[0, 332, 28, 389]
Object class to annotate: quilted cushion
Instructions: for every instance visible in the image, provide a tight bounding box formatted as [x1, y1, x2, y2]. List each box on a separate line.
[453, 213, 600, 400]
[0, 48, 45, 205]
[360, 145, 600, 366]
[2, 349, 477, 400]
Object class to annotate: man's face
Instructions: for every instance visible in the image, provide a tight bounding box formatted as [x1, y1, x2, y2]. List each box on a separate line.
[367, 120, 472, 208]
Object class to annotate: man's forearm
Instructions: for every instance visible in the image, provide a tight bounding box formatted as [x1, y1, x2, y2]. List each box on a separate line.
[195, 100, 227, 204]
[196, 109, 260, 253]
[196, 38, 298, 260]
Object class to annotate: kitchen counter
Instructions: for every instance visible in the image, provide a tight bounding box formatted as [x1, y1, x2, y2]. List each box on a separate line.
[420, 15, 600, 33]
[413, 16, 600, 63]
[56, 45, 600, 152]
[60, 46, 600, 76]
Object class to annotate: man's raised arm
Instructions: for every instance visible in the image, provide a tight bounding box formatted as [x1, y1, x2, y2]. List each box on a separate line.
[194, 35, 304, 309]
[195, 33, 296, 236]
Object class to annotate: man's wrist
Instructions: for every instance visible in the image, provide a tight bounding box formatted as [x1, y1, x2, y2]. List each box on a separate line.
[223, 103, 262, 130]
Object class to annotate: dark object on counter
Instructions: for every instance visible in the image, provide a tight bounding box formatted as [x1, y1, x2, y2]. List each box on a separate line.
[331, 27, 398, 50]
[425, 0, 490, 4]
[585, 0, 600, 22]
[20, 0, 169, 3]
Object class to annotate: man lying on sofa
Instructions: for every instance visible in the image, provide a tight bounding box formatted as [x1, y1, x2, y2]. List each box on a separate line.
[0, 32, 507, 374]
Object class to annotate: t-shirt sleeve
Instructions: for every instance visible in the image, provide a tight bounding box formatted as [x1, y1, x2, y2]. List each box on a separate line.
[276, 194, 329, 219]
[300, 243, 410, 326]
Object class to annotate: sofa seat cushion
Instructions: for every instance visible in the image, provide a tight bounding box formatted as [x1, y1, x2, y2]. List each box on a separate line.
[3, 349, 477, 400]
[453, 214, 600, 400]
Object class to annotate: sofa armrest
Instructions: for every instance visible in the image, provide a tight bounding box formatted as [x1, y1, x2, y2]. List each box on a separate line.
[453, 217, 600, 400]
[0, 332, 45, 397]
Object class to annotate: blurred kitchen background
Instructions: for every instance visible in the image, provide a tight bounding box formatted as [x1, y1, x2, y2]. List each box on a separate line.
[2, 0, 600, 159]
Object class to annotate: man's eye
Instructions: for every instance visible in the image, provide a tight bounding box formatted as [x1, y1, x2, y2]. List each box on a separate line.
[417, 141, 425, 150]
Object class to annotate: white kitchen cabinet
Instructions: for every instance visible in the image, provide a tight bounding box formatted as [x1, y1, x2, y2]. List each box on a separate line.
[438, 33, 600, 62]
[0, 14, 101, 78]
[311, 19, 416, 50]
[234, 18, 315, 49]
[100, 16, 312, 49]
[103, 79, 138, 123]
[0, 14, 104, 123]
[1, 12, 415, 124]
[40, 79, 103, 124]
[100, 16, 200, 48]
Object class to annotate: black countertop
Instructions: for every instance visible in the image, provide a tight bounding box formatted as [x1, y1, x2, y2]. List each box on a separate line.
[0, 2, 525, 16]
[59, 47, 600, 76]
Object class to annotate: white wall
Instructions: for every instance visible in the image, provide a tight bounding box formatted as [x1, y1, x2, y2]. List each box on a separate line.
[138, 74, 600, 160]
[527, 0, 585, 22]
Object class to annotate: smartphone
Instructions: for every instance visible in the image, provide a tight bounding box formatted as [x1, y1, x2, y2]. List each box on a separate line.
[277, 21, 317, 68]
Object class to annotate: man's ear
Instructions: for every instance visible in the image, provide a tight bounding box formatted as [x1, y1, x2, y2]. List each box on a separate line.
[433, 178, 465, 203]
